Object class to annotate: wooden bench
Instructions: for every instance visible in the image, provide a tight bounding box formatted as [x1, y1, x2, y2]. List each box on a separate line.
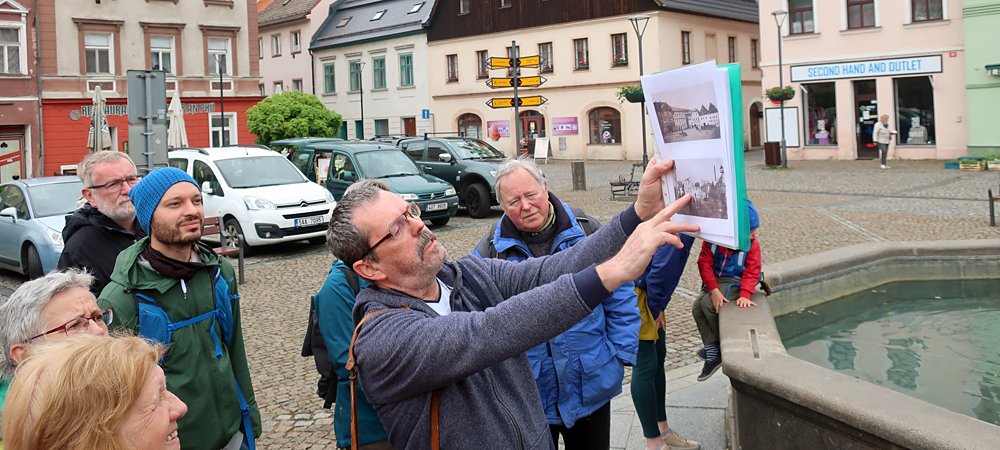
[610, 162, 644, 199]
[204, 216, 245, 284]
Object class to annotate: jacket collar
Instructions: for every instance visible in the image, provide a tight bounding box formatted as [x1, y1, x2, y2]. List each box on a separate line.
[493, 192, 585, 256]
[110, 237, 222, 293]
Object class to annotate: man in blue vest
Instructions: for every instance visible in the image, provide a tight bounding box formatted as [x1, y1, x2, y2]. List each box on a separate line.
[473, 157, 640, 450]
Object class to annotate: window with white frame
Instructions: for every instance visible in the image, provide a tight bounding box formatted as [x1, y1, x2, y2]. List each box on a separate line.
[476, 50, 489, 79]
[258, 37, 263, 59]
[85, 33, 113, 74]
[0, 27, 22, 74]
[209, 112, 237, 147]
[574, 38, 589, 70]
[788, 0, 815, 34]
[611, 34, 627, 67]
[274, 81, 283, 94]
[208, 38, 231, 75]
[150, 36, 174, 73]
[291, 31, 301, 53]
[258, 83, 265, 95]
[446, 54, 458, 81]
[271, 34, 281, 56]
[538, 42, 553, 73]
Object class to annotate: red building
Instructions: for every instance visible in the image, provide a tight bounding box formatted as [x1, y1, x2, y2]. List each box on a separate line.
[0, 0, 39, 181]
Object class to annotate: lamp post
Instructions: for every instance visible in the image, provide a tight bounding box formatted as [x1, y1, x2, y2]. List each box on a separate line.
[629, 14, 651, 165]
[217, 53, 227, 146]
[772, 10, 788, 168]
[358, 61, 366, 140]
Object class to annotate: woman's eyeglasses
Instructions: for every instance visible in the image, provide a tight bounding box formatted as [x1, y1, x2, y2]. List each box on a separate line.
[27, 307, 114, 341]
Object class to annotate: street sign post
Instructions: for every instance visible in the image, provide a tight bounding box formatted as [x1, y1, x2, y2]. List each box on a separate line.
[421, 109, 430, 119]
[486, 76, 546, 89]
[488, 56, 541, 69]
[487, 41, 549, 154]
[485, 96, 548, 109]
[126, 70, 168, 173]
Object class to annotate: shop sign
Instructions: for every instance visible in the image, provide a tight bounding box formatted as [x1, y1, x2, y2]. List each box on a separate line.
[486, 120, 510, 140]
[551, 117, 578, 136]
[79, 103, 216, 117]
[790, 55, 942, 82]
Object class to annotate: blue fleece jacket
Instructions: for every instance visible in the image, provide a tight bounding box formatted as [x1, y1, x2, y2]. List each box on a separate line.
[634, 234, 696, 314]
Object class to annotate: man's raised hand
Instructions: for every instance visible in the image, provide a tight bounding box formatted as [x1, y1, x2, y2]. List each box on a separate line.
[635, 158, 675, 221]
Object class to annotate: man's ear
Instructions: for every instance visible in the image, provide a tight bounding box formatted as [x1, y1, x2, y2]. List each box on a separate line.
[353, 258, 386, 282]
[81, 188, 95, 205]
[9, 343, 28, 366]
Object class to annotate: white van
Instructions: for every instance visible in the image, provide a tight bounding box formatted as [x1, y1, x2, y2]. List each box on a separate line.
[168, 147, 335, 250]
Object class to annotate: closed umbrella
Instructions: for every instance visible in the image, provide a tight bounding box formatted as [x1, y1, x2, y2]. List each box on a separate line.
[167, 92, 188, 148]
[87, 86, 111, 152]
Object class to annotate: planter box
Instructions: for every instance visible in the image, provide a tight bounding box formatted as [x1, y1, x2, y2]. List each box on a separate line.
[625, 90, 645, 103]
[989, 160, 1000, 171]
[960, 160, 986, 171]
[944, 162, 960, 169]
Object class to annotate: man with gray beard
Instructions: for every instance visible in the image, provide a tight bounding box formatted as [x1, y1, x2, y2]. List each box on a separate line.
[58, 151, 145, 295]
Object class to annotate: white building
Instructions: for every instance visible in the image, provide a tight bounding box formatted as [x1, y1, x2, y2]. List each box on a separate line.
[257, 0, 338, 97]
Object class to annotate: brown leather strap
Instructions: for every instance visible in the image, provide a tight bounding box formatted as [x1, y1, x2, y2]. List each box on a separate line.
[347, 306, 410, 450]
[431, 389, 440, 450]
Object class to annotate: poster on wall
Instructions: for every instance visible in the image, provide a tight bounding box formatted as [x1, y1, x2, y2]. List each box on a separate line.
[641, 60, 751, 251]
[551, 117, 579, 135]
[764, 107, 800, 148]
[486, 120, 510, 141]
[0, 139, 22, 182]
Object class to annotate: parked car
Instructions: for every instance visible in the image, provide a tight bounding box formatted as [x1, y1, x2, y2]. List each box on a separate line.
[370, 135, 416, 146]
[270, 137, 344, 184]
[397, 136, 503, 218]
[167, 147, 336, 251]
[0, 177, 83, 279]
[301, 141, 458, 226]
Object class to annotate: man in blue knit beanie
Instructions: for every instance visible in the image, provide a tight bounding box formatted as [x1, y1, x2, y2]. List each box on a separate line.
[98, 167, 261, 450]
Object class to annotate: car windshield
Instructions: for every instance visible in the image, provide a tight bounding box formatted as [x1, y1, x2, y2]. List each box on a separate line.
[355, 150, 421, 179]
[449, 139, 505, 159]
[215, 156, 306, 188]
[28, 181, 84, 217]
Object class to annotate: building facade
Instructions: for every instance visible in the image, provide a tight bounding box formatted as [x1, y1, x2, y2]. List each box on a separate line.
[963, 0, 1000, 157]
[310, 0, 435, 140]
[257, 0, 336, 97]
[425, 0, 761, 160]
[0, 0, 39, 180]
[759, 0, 965, 161]
[37, 0, 263, 177]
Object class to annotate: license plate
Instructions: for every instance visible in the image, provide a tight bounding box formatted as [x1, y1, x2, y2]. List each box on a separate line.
[294, 215, 325, 227]
[426, 202, 448, 212]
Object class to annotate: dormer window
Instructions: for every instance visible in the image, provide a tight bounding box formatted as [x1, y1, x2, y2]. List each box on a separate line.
[336, 17, 351, 28]
[409, 2, 424, 13]
[371, 10, 386, 21]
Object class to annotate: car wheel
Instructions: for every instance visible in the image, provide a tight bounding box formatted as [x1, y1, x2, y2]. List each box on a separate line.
[25, 244, 43, 279]
[224, 218, 251, 255]
[465, 183, 491, 219]
[308, 236, 327, 245]
[430, 217, 450, 226]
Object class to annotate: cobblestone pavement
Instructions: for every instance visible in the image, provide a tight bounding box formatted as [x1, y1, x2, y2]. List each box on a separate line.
[2, 152, 1000, 448]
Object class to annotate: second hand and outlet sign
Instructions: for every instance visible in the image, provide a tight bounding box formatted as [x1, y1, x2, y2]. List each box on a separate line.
[790, 55, 943, 82]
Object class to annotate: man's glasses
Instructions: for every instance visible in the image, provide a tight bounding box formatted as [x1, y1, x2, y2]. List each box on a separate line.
[27, 307, 114, 341]
[361, 202, 421, 260]
[88, 176, 141, 193]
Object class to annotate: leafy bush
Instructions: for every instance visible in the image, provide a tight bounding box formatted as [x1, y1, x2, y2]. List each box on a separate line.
[246, 90, 342, 145]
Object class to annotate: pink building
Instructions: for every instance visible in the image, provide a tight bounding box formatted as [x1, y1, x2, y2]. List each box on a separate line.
[759, 0, 965, 161]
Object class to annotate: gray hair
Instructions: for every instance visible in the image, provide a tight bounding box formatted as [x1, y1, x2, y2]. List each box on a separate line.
[0, 269, 95, 378]
[78, 151, 136, 188]
[327, 179, 391, 268]
[494, 155, 546, 204]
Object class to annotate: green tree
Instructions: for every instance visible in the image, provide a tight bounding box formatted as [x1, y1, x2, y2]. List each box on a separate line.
[246, 90, 342, 145]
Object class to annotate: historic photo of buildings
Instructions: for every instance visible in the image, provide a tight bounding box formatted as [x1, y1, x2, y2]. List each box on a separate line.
[674, 158, 729, 220]
[651, 82, 722, 144]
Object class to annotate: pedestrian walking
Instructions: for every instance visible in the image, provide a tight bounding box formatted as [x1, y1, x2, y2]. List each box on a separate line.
[872, 115, 897, 169]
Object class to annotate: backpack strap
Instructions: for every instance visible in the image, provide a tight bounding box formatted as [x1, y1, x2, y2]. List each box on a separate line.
[338, 266, 362, 296]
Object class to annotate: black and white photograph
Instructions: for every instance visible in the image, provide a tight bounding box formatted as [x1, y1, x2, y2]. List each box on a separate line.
[651, 82, 722, 144]
[673, 158, 728, 220]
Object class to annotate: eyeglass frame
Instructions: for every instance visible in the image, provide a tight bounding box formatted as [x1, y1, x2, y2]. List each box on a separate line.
[361, 202, 421, 260]
[87, 176, 142, 193]
[27, 307, 115, 342]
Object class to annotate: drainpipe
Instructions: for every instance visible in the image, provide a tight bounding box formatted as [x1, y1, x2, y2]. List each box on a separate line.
[309, 49, 316, 95]
[34, 10, 45, 177]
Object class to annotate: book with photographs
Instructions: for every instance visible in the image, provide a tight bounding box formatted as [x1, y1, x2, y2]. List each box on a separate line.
[641, 61, 751, 251]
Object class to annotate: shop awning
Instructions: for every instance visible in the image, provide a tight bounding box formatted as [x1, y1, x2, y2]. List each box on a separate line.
[987, 64, 1000, 76]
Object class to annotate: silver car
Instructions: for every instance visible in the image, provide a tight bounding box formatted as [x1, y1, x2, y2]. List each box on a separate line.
[0, 177, 82, 279]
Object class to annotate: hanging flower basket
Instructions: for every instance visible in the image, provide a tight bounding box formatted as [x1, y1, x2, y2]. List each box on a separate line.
[615, 84, 644, 104]
[625, 90, 645, 103]
[766, 86, 795, 103]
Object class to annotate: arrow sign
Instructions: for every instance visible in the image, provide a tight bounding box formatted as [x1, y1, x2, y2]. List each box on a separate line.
[485, 95, 548, 109]
[486, 76, 547, 88]
[489, 55, 542, 69]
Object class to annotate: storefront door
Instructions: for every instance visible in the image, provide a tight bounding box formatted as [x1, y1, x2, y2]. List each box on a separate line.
[519, 110, 544, 154]
[854, 80, 879, 159]
[749, 103, 762, 148]
[0, 137, 22, 182]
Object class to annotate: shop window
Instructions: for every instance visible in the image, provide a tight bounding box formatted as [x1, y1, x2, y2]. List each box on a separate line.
[209, 113, 236, 147]
[324, 63, 335, 93]
[803, 82, 837, 146]
[538, 42, 553, 73]
[0, 27, 22, 74]
[912, 0, 943, 22]
[372, 56, 386, 89]
[612, 33, 628, 67]
[789, 0, 815, 34]
[574, 38, 589, 70]
[476, 50, 489, 79]
[85, 33, 113, 74]
[400, 54, 414, 86]
[589, 107, 621, 144]
[894, 77, 935, 145]
[847, 0, 876, 29]
[681, 31, 691, 65]
[458, 113, 482, 139]
[446, 54, 458, 82]
[349, 61, 361, 91]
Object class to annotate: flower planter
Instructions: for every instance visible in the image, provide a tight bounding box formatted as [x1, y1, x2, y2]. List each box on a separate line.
[767, 93, 794, 102]
[625, 90, 645, 103]
[988, 160, 1000, 171]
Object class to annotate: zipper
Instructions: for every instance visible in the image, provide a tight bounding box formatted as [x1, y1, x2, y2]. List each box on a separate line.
[486, 368, 524, 450]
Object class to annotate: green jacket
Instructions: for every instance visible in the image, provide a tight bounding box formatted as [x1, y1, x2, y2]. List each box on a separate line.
[98, 238, 261, 450]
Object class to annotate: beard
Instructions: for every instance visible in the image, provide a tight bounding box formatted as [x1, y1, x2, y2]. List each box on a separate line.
[91, 193, 136, 223]
[150, 213, 203, 247]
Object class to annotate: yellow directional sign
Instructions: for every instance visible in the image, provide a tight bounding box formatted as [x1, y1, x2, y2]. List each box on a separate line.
[485, 95, 548, 109]
[486, 76, 547, 88]
[488, 56, 541, 69]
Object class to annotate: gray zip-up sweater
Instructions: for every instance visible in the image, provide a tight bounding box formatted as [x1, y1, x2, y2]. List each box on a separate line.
[352, 206, 641, 450]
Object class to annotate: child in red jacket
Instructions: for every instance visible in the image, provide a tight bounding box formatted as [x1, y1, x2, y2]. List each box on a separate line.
[693, 199, 761, 381]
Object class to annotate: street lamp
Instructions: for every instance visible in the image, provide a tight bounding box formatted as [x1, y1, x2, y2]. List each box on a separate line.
[772, 10, 788, 168]
[629, 14, 650, 165]
[357, 61, 366, 140]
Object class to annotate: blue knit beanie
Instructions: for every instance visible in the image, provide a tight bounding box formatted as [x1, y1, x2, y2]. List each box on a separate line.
[747, 199, 760, 231]
[130, 167, 200, 234]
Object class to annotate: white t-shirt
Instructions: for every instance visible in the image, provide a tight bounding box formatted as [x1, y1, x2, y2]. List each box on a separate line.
[425, 278, 453, 317]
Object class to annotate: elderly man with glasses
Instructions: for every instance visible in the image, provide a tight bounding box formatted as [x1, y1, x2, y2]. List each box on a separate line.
[328, 159, 698, 450]
[0, 269, 112, 416]
[58, 151, 145, 296]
